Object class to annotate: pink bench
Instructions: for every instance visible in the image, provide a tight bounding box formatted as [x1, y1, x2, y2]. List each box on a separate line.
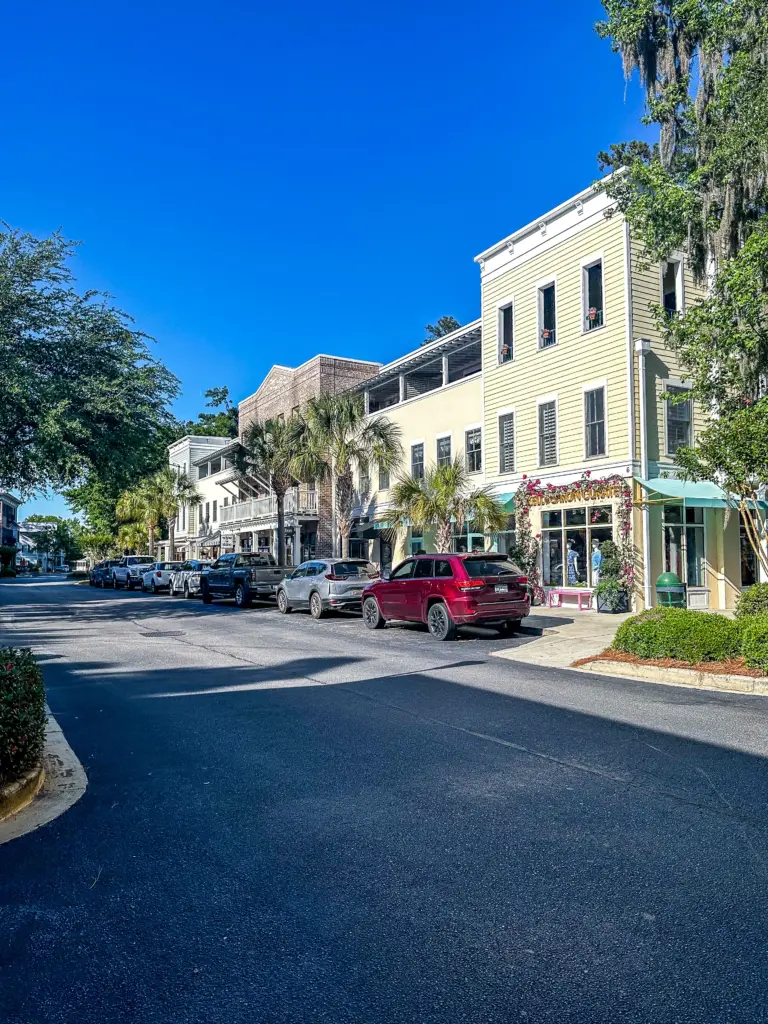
[547, 587, 593, 611]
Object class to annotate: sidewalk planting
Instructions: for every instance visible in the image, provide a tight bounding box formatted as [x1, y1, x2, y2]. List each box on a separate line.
[1, 647, 47, 787]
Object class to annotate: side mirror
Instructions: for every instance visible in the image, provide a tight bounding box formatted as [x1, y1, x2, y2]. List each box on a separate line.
[381, 570, 391, 581]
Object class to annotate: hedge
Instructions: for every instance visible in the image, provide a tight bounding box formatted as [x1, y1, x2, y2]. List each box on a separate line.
[740, 614, 768, 673]
[735, 583, 768, 620]
[612, 608, 743, 665]
[0, 648, 47, 786]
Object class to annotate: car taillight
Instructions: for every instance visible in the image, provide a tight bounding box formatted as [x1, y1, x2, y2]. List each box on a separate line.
[515, 576, 528, 585]
[456, 580, 485, 591]
[325, 573, 340, 581]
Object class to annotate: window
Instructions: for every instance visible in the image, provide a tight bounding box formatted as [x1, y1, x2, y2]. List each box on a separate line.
[538, 401, 557, 466]
[411, 443, 425, 480]
[663, 505, 705, 586]
[359, 472, 370, 495]
[465, 428, 482, 473]
[348, 540, 368, 559]
[198, 464, 209, 479]
[662, 260, 681, 316]
[495, 514, 516, 556]
[666, 386, 692, 455]
[212, 500, 217, 522]
[223, 497, 229, 507]
[538, 283, 557, 348]
[391, 560, 416, 580]
[210, 457, 222, 475]
[584, 387, 606, 458]
[410, 533, 425, 555]
[378, 467, 390, 490]
[414, 559, 434, 578]
[499, 413, 515, 474]
[583, 260, 604, 331]
[541, 506, 613, 587]
[205, 502, 210, 522]
[437, 436, 452, 467]
[435, 559, 454, 578]
[499, 303, 514, 363]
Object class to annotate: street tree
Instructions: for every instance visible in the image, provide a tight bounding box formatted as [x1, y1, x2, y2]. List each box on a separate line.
[151, 466, 201, 559]
[237, 418, 299, 566]
[388, 457, 508, 552]
[423, 316, 462, 346]
[0, 228, 179, 496]
[293, 394, 402, 558]
[116, 478, 163, 558]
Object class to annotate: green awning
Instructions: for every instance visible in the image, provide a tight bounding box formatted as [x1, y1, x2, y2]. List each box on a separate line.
[636, 477, 728, 508]
[497, 493, 516, 512]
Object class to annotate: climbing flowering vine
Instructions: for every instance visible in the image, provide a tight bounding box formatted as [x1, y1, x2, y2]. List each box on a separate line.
[513, 472, 634, 602]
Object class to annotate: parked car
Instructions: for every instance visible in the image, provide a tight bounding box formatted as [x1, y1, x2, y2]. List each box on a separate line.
[200, 552, 290, 608]
[141, 561, 183, 593]
[90, 559, 121, 587]
[54, 563, 71, 574]
[277, 558, 379, 619]
[361, 553, 531, 641]
[112, 555, 155, 590]
[169, 560, 212, 598]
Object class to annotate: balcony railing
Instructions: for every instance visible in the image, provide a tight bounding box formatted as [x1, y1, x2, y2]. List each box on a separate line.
[584, 308, 604, 331]
[539, 327, 557, 349]
[220, 487, 318, 525]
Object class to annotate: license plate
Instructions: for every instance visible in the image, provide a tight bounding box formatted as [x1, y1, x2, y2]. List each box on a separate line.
[495, 584, 508, 593]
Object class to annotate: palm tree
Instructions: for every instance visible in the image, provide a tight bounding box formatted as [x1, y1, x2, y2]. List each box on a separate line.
[292, 393, 402, 558]
[116, 520, 148, 554]
[388, 456, 508, 552]
[151, 466, 201, 559]
[237, 417, 299, 565]
[116, 478, 162, 557]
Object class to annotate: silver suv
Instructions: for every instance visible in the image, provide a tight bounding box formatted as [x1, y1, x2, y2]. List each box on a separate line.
[112, 556, 155, 590]
[276, 558, 379, 619]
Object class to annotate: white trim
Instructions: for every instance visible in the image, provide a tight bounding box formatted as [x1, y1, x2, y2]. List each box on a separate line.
[582, 379, 609, 461]
[580, 250, 606, 334]
[495, 295, 515, 365]
[497, 408, 516, 476]
[535, 276, 558, 351]
[660, 254, 686, 315]
[536, 393, 559, 468]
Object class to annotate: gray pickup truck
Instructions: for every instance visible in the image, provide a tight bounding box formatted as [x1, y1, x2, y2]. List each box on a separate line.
[200, 553, 290, 608]
[112, 555, 155, 590]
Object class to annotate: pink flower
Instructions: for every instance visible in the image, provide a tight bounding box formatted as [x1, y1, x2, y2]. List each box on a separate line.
[585, 470, 592, 477]
[522, 474, 527, 480]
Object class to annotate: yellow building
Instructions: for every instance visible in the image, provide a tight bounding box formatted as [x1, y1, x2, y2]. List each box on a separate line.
[356, 179, 757, 611]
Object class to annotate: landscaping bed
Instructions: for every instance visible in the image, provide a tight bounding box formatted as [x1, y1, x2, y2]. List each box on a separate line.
[573, 648, 764, 679]
[1, 648, 47, 806]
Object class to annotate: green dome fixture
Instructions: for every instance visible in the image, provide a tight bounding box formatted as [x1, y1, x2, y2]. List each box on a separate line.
[656, 571, 682, 588]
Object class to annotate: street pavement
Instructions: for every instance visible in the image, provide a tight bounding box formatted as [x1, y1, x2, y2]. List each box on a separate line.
[1, 576, 768, 1023]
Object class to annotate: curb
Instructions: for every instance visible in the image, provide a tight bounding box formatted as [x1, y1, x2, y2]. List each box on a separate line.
[0, 764, 45, 822]
[575, 657, 768, 696]
[0, 710, 87, 845]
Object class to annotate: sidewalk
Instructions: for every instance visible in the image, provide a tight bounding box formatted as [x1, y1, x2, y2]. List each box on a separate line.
[494, 605, 632, 670]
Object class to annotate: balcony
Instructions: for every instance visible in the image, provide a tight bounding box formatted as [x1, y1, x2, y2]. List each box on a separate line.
[220, 487, 318, 526]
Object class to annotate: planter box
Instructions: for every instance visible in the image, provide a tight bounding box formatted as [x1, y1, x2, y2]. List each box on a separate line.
[596, 590, 629, 614]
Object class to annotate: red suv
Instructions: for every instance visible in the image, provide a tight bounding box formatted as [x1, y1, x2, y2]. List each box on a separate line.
[361, 553, 530, 641]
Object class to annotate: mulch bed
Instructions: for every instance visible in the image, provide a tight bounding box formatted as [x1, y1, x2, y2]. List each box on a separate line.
[573, 648, 765, 679]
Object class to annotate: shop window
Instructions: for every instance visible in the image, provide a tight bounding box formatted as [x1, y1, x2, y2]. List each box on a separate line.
[663, 505, 705, 586]
[465, 429, 482, 473]
[499, 303, 514, 363]
[740, 513, 759, 587]
[499, 414, 515, 474]
[453, 525, 485, 553]
[494, 514, 516, 556]
[538, 283, 557, 348]
[538, 401, 558, 467]
[583, 260, 604, 331]
[437, 436, 452, 467]
[411, 443, 425, 480]
[584, 387, 606, 458]
[541, 505, 613, 587]
[666, 387, 692, 455]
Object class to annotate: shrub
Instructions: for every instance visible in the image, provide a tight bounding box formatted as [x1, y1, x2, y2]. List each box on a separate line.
[598, 540, 622, 582]
[735, 583, 768, 620]
[740, 614, 768, 673]
[612, 607, 742, 665]
[0, 567, 17, 578]
[0, 648, 47, 786]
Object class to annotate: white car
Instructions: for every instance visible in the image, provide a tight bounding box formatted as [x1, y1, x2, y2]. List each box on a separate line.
[169, 560, 212, 598]
[141, 561, 183, 594]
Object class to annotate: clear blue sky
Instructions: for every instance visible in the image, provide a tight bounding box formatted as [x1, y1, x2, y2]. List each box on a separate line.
[3, 0, 645, 518]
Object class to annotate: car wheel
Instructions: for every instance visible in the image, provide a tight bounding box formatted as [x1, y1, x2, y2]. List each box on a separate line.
[362, 596, 385, 630]
[309, 592, 325, 620]
[112, 576, 120, 589]
[234, 583, 252, 608]
[184, 584, 193, 599]
[427, 601, 457, 641]
[201, 585, 212, 604]
[150, 579, 157, 594]
[277, 589, 291, 614]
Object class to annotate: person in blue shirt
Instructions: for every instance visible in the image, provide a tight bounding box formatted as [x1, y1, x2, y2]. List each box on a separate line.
[591, 539, 603, 584]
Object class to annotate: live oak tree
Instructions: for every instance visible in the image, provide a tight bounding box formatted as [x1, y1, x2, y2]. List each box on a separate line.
[422, 316, 462, 345]
[0, 229, 180, 500]
[597, 0, 768, 565]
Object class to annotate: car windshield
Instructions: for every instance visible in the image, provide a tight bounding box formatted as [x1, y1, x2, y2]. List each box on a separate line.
[157, 562, 181, 570]
[237, 554, 277, 566]
[332, 561, 377, 578]
[463, 557, 524, 578]
[129, 557, 154, 565]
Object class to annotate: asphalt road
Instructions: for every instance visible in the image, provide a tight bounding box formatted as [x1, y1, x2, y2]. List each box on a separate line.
[1, 577, 768, 1024]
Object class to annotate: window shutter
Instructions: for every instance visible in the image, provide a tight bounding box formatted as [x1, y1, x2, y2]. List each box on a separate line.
[499, 414, 515, 474]
[538, 402, 557, 465]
